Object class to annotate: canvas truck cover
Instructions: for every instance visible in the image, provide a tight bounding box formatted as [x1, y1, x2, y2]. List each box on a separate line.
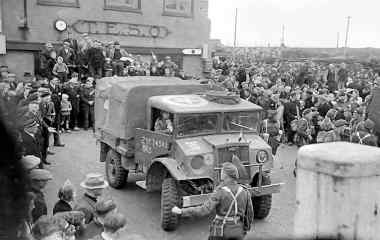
[368, 87, 380, 134]
[95, 77, 128, 131]
[98, 76, 215, 140]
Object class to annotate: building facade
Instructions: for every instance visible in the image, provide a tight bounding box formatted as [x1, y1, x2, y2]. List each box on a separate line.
[0, 0, 210, 79]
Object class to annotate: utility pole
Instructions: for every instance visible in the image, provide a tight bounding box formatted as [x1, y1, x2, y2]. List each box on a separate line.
[344, 16, 351, 58]
[233, 8, 238, 48]
[281, 24, 285, 47]
[336, 32, 339, 49]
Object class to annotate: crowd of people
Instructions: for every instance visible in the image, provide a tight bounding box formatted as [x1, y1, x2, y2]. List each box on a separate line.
[1, 33, 380, 239]
[37, 34, 181, 82]
[211, 56, 379, 153]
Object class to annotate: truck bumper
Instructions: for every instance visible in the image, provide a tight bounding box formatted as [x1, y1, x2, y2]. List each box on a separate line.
[182, 182, 284, 208]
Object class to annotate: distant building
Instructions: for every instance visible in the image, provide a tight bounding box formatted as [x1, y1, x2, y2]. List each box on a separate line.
[0, 0, 211, 79]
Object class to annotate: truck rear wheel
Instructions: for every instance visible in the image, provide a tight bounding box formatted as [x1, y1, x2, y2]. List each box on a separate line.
[251, 175, 272, 219]
[161, 178, 179, 231]
[105, 150, 128, 189]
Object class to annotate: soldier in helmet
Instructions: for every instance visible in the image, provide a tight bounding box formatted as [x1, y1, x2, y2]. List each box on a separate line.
[351, 119, 378, 146]
[172, 162, 254, 240]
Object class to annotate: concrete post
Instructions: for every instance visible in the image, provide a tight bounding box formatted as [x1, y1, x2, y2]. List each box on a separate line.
[295, 142, 380, 239]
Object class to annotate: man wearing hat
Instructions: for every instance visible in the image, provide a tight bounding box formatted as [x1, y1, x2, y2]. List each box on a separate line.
[58, 40, 76, 73]
[109, 41, 128, 76]
[29, 169, 53, 222]
[351, 119, 378, 146]
[75, 173, 108, 224]
[172, 162, 253, 240]
[63, 75, 81, 131]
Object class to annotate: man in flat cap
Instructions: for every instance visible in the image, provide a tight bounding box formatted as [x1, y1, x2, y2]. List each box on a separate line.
[21, 113, 43, 161]
[172, 162, 254, 240]
[29, 169, 53, 222]
[351, 118, 378, 146]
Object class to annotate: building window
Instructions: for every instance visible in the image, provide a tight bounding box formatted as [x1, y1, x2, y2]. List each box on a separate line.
[104, 0, 142, 13]
[37, 0, 79, 7]
[163, 0, 193, 18]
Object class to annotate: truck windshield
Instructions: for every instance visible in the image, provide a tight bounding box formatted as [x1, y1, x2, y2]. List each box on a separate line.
[177, 113, 218, 137]
[222, 111, 260, 132]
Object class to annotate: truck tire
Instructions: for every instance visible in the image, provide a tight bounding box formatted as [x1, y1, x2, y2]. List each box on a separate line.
[105, 150, 128, 189]
[161, 178, 179, 231]
[252, 175, 272, 219]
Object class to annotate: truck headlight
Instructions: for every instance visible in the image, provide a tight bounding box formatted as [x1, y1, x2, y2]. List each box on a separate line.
[256, 150, 268, 163]
[191, 155, 204, 170]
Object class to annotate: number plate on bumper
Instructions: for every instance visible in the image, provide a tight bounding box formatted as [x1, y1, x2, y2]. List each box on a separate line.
[182, 183, 284, 208]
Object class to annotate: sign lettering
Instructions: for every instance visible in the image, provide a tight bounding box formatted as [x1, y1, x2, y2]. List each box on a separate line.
[71, 20, 171, 39]
[140, 136, 169, 154]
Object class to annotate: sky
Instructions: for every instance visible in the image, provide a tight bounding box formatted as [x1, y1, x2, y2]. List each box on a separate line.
[209, 0, 380, 48]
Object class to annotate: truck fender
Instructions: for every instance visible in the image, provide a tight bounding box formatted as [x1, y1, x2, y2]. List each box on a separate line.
[145, 158, 187, 193]
[149, 158, 188, 180]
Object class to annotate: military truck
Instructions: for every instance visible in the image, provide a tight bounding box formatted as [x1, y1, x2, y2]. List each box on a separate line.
[95, 76, 283, 231]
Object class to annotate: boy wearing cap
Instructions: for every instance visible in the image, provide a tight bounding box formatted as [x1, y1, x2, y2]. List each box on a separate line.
[172, 162, 253, 240]
[81, 199, 117, 240]
[90, 213, 127, 240]
[61, 93, 72, 132]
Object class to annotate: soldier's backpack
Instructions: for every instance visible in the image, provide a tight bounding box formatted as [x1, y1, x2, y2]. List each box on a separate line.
[209, 186, 243, 239]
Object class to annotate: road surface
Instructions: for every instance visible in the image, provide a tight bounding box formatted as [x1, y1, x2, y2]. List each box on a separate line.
[45, 130, 297, 240]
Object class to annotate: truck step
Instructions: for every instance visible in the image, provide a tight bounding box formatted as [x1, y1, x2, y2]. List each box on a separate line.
[136, 181, 147, 190]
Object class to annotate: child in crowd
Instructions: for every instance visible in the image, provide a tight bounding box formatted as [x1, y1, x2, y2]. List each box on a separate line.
[61, 93, 72, 132]
[53, 56, 69, 83]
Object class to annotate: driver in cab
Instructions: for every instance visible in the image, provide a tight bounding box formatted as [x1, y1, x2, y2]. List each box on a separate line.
[154, 110, 173, 134]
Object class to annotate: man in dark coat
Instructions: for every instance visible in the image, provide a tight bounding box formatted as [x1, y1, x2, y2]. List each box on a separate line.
[337, 63, 348, 90]
[49, 78, 64, 146]
[58, 41, 76, 67]
[284, 92, 300, 144]
[29, 169, 53, 222]
[80, 79, 95, 130]
[21, 116, 42, 160]
[63, 75, 81, 130]
[39, 42, 57, 79]
[327, 64, 337, 93]
[86, 41, 105, 78]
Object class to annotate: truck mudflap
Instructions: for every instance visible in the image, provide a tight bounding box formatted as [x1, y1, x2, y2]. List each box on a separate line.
[182, 182, 284, 208]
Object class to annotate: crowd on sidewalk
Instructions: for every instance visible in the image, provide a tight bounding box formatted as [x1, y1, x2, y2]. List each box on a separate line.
[210, 56, 379, 151]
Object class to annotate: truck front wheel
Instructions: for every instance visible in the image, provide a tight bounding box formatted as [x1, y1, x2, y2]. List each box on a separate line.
[105, 150, 128, 189]
[251, 174, 272, 219]
[161, 178, 179, 231]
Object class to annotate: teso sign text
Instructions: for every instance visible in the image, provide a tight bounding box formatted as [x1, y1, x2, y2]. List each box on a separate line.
[71, 20, 171, 39]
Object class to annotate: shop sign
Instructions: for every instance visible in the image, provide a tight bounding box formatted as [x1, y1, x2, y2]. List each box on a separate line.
[71, 20, 171, 39]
